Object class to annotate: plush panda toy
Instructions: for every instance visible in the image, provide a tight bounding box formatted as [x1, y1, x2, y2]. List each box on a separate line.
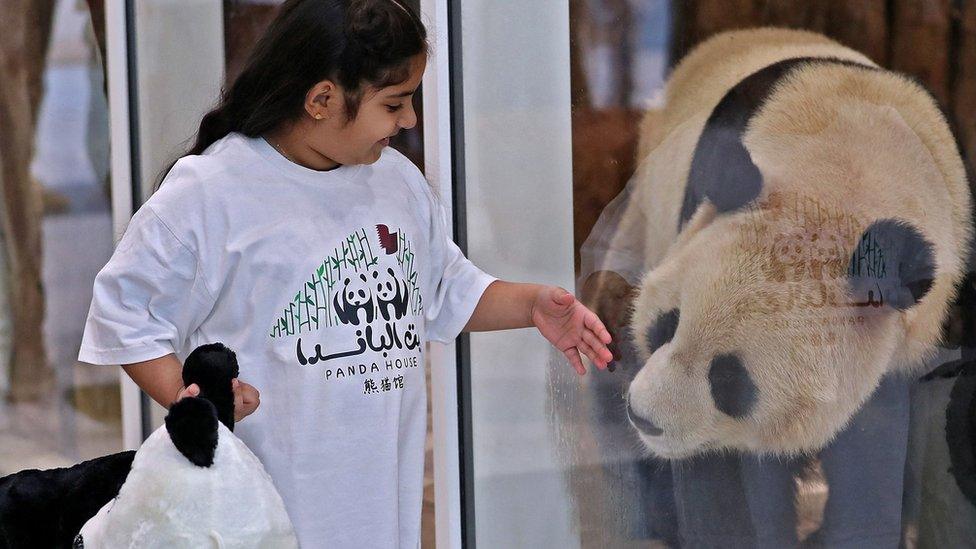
[604, 27, 974, 459]
[0, 343, 298, 548]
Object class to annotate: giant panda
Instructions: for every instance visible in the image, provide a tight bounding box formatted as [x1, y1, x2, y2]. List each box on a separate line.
[0, 343, 298, 548]
[613, 27, 973, 459]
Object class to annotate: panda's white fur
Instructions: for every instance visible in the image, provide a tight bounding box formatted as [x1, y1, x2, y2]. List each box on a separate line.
[622, 28, 972, 458]
[78, 418, 298, 548]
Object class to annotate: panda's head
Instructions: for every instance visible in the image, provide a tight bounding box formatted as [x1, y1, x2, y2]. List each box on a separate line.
[374, 267, 400, 301]
[342, 273, 373, 306]
[626, 204, 938, 459]
[76, 343, 298, 547]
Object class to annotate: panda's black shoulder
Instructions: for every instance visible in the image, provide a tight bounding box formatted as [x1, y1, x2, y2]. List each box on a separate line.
[679, 57, 879, 228]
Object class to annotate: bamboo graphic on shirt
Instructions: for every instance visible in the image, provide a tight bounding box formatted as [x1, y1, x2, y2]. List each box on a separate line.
[270, 225, 423, 338]
[395, 231, 423, 315]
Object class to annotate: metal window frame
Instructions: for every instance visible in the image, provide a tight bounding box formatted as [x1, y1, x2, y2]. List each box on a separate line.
[421, 0, 471, 546]
[104, 0, 146, 451]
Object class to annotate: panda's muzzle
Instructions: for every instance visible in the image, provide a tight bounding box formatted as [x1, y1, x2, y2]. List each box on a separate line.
[626, 398, 664, 436]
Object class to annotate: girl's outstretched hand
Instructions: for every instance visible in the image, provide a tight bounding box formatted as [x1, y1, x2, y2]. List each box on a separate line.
[530, 286, 613, 375]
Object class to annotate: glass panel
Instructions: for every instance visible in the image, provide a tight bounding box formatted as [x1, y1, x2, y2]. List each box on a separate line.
[560, 1, 976, 548]
[457, 2, 579, 547]
[0, 0, 122, 472]
[455, 0, 976, 547]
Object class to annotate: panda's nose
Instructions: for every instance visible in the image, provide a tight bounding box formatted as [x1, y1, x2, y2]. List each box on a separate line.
[627, 398, 663, 436]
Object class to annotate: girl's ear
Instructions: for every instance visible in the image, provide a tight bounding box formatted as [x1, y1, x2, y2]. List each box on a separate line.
[305, 80, 340, 120]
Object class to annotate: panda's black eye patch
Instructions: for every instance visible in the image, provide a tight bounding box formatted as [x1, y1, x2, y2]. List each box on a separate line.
[847, 218, 936, 310]
[645, 309, 680, 354]
[708, 353, 757, 418]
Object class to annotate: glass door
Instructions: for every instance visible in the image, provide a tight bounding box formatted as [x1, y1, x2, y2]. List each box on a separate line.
[112, 2, 449, 547]
[454, 2, 580, 546]
[455, 1, 976, 548]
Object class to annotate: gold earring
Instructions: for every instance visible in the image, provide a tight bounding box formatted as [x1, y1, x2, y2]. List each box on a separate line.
[314, 113, 323, 120]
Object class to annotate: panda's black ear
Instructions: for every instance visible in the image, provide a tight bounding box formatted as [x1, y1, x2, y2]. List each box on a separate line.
[182, 343, 239, 431]
[847, 219, 936, 310]
[165, 397, 218, 467]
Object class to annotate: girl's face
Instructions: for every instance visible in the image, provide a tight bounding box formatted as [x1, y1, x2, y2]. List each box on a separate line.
[308, 54, 427, 167]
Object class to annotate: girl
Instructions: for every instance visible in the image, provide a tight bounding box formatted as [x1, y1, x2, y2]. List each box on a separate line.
[79, 0, 612, 546]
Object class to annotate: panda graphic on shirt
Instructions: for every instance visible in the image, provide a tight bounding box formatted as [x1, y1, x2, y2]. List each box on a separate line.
[269, 223, 423, 395]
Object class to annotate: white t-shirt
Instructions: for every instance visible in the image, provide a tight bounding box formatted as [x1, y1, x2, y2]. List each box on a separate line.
[79, 133, 496, 548]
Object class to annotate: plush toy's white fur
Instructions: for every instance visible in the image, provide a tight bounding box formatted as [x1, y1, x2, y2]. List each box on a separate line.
[78, 421, 298, 548]
[623, 28, 973, 458]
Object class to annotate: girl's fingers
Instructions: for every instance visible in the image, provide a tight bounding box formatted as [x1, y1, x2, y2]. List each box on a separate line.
[562, 348, 586, 376]
[175, 383, 200, 402]
[583, 342, 611, 371]
[585, 326, 613, 358]
[584, 312, 613, 344]
[555, 288, 575, 306]
[577, 340, 602, 370]
[232, 379, 245, 418]
[241, 383, 260, 411]
[179, 379, 259, 421]
[581, 330, 610, 369]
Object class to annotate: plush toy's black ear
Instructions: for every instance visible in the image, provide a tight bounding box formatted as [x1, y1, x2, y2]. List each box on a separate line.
[847, 219, 936, 311]
[165, 397, 219, 467]
[182, 342, 239, 431]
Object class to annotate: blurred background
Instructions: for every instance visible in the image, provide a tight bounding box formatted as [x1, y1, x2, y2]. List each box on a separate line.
[1, 0, 119, 474]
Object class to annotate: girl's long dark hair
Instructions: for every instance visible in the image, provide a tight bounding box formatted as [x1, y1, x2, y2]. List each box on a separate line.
[162, 0, 426, 182]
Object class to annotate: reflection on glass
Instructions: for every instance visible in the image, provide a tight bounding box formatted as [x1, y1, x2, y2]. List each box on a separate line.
[561, 2, 976, 548]
[0, 0, 121, 473]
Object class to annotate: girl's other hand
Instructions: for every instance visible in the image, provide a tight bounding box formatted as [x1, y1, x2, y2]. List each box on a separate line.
[231, 379, 261, 422]
[175, 383, 200, 401]
[175, 379, 261, 422]
[530, 286, 613, 375]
